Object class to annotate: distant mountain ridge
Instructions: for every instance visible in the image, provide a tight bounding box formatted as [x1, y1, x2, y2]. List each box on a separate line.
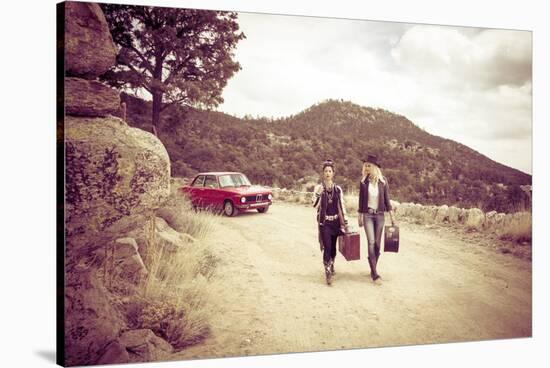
[122, 94, 531, 213]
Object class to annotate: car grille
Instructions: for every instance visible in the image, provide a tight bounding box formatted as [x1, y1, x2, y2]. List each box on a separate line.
[245, 194, 269, 202]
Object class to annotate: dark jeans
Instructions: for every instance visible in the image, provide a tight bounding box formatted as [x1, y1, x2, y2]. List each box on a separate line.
[319, 221, 341, 265]
[362, 212, 385, 260]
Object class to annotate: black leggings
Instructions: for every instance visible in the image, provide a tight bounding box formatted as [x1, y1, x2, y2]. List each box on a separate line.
[320, 222, 340, 264]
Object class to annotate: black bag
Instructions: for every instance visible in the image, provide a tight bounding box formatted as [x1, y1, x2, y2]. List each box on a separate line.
[384, 225, 399, 252]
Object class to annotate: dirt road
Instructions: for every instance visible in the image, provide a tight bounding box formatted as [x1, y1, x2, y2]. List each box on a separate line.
[173, 202, 532, 360]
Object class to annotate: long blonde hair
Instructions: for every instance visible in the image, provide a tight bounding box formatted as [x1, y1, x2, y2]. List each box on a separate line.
[362, 163, 386, 184]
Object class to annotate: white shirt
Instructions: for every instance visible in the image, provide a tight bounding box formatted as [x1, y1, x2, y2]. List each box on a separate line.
[367, 181, 379, 211]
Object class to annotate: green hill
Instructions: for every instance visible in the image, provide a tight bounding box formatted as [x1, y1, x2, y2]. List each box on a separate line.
[122, 94, 531, 213]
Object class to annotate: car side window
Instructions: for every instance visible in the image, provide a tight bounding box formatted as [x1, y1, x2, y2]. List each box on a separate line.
[191, 175, 205, 187]
[219, 175, 232, 187]
[204, 175, 219, 189]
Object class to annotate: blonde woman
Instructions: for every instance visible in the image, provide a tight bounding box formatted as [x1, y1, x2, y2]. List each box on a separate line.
[313, 159, 349, 285]
[358, 154, 395, 281]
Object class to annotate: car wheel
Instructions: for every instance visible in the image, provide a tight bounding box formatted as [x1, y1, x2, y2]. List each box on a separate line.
[257, 206, 269, 213]
[223, 200, 236, 217]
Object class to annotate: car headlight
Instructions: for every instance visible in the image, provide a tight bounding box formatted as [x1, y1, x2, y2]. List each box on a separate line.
[268, 194, 273, 200]
[240, 197, 246, 203]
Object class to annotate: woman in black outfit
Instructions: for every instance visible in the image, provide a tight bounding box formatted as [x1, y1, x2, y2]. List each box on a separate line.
[313, 159, 349, 285]
[358, 154, 395, 281]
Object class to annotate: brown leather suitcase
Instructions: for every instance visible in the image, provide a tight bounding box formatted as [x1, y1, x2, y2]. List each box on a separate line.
[384, 225, 400, 252]
[338, 232, 360, 261]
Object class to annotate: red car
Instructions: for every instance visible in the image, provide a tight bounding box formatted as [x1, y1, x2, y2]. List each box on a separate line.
[180, 172, 273, 216]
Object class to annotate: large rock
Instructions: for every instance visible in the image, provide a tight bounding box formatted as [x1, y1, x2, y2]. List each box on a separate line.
[484, 210, 498, 228]
[65, 77, 121, 117]
[458, 208, 468, 223]
[96, 340, 130, 365]
[155, 216, 192, 253]
[400, 202, 415, 218]
[112, 237, 148, 285]
[395, 202, 407, 218]
[434, 205, 449, 223]
[155, 180, 194, 233]
[447, 206, 461, 223]
[65, 268, 126, 366]
[119, 329, 173, 362]
[465, 208, 484, 229]
[65, 2, 117, 78]
[418, 205, 437, 223]
[408, 204, 419, 218]
[65, 116, 171, 253]
[124, 216, 155, 267]
[97, 329, 173, 364]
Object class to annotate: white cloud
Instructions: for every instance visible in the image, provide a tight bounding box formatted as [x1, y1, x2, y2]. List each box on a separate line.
[218, 13, 532, 173]
[387, 25, 532, 171]
[391, 26, 532, 89]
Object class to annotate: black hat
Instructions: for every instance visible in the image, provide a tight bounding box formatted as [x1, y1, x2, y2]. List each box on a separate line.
[364, 154, 381, 168]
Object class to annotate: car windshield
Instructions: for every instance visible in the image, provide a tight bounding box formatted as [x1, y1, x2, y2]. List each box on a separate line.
[218, 174, 251, 188]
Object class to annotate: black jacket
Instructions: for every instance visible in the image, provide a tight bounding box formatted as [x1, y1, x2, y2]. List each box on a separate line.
[358, 176, 392, 213]
[313, 184, 348, 227]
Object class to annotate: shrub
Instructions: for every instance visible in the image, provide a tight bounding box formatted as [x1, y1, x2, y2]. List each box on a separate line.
[498, 213, 532, 243]
[157, 177, 218, 239]
[129, 180, 221, 350]
[136, 215, 219, 350]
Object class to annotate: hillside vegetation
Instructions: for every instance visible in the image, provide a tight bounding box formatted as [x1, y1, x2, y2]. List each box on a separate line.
[122, 94, 531, 213]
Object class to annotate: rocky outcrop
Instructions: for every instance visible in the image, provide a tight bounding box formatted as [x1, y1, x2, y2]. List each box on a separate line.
[65, 77, 121, 117]
[65, 115, 170, 249]
[155, 216, 196, 253]
[112, 237, 148, 285]
[63, 3, 174, 365]
[64, 2, 117, 78]
[155, 178, 196, 233]
[465, 208, 485, 229]
[434, 204, 449, 223]
[64, 265, 126, 366]
[96, 340, 130, 365]
[392, 201, 531, 237]
[447, 206, 461, 223]
[119, 329, 174, 362]
[64, 113, 170, 366]
[96, 329, 174, 364]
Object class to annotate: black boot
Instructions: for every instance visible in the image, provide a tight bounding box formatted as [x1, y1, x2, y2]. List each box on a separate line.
[330, 258, 335, 275]
[324, 262, 332, 285]
[368, 257, 375, 279]
[368, 257, 380, 281]
[375, 252, 381, 279]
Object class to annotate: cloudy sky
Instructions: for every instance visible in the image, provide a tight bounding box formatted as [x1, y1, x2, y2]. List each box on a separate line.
[218, 12, 532, 174]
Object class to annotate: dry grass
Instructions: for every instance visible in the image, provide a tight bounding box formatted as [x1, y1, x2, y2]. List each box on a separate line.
[275, 190, 312, 205]
[128, 181, 222, 351]
[497, 214, 532, 244]
[157, 177, 219, 239]
[276, 187, 360, 212]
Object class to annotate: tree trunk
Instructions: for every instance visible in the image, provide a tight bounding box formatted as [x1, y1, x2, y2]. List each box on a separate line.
[152, 91, 162, 136]
[151, 50, 164, 136]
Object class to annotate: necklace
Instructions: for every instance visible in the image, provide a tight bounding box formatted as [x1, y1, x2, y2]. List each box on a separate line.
[326, 185, 335, 204]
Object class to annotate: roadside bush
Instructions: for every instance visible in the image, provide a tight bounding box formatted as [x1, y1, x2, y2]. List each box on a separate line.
[498, 213, 532, 243]
[129, 179, 221, 350]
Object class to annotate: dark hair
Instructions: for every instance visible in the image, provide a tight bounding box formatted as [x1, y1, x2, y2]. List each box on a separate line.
[322, 159, 335, 171]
